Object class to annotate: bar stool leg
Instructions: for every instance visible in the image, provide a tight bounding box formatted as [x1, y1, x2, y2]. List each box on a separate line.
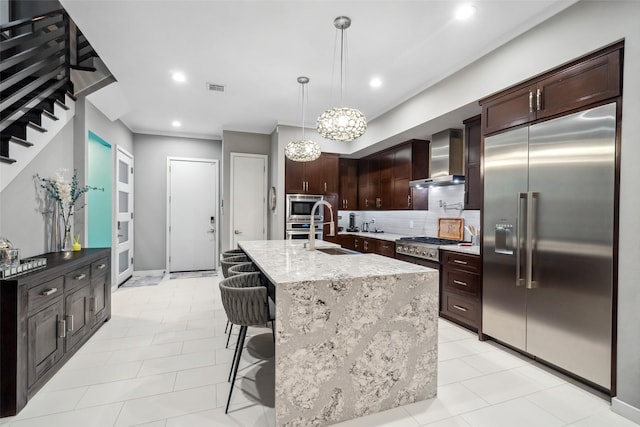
[228, 328, 243, 382]
[226, 324, 234, 348]
[226, 325, 247, 414]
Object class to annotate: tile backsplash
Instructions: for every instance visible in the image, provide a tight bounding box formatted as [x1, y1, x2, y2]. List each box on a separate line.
[337, 185, 480, 241]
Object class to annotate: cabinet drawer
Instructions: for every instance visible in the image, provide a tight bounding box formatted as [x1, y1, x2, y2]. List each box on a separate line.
[444, 269, 479, 297]
[442, 251, 480, 273]
[65, 266, 90, 291]
[28, 276, 64, 313]
[443, 293, 479, 327]
[377, 241, 396, 258]
[91, 257, 109, 276]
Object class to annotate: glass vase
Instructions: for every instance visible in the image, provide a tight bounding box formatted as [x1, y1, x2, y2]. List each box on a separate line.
[61, 224, 73, 252]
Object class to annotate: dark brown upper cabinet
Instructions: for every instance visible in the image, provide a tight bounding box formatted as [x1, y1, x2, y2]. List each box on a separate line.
[480, 44, 622, 136]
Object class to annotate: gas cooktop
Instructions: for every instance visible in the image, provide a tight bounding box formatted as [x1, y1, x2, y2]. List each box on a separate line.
[397, 236, 462, 245]
[395, 236, 464, 262]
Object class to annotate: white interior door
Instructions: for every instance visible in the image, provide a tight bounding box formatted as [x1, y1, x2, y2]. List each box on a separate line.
[168, 158, 219, 272]
[230, 153, 267, 248]
[115, 147, 134, 286]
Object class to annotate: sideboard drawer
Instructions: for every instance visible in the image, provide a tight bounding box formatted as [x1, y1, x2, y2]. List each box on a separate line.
[28, 276, 64, 313]
[65, 266, 90, 291]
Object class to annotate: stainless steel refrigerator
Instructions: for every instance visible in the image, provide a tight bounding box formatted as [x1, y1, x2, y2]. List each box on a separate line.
[482, 102, 616, 390]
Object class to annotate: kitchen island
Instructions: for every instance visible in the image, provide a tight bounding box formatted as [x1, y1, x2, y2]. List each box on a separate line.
[238, 240, 439, 427]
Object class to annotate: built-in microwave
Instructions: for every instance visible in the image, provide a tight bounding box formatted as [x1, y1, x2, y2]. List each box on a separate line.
[286, 194, 323, 223]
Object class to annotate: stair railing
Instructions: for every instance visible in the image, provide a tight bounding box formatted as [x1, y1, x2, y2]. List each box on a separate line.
[0, 9, 71, 160]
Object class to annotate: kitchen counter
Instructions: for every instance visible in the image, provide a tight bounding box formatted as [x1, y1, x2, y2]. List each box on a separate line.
[238, 240, 439, 427]
[440, 244, 480, 256]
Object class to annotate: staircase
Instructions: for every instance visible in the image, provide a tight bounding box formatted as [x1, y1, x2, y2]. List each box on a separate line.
[0, 8, 111, 191]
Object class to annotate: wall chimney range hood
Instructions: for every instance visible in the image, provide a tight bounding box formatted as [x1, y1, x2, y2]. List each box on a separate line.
[410, 128, 464, 188]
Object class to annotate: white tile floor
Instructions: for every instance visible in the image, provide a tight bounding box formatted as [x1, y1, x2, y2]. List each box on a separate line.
[1, 274, 637, 427]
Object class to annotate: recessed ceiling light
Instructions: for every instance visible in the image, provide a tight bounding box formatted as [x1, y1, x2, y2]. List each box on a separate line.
[455, 4, 476, 20]
[172, 120, 182, 127]
[370, 77, 382, 88]
[171, 72, 186, 83]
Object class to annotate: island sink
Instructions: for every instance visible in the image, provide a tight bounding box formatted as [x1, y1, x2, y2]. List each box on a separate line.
[315, 247, 360, 255]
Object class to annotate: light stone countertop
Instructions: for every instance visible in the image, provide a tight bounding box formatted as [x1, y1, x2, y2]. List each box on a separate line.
[440, 244, 480, 256]
[238, 239, 436, 285]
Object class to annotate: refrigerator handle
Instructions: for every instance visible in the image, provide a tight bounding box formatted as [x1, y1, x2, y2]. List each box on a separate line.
[526, 192, 538, 289]
[516, 193, 527, 287]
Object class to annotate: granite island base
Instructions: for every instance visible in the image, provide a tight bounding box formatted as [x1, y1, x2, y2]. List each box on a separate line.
[238, 240, 439, 427]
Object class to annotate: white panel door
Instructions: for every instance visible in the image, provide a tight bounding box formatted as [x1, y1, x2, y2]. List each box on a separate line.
[116, 148, 134, 286]
[230, 153, 267, 248]
[168, 158, 219, 272]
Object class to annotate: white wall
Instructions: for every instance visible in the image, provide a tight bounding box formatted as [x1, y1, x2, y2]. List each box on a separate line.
[0, 122, 74, 257]
[133, 134, 222, 270]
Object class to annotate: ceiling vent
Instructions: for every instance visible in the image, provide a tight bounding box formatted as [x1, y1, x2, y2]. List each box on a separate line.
[206, 82, 225, 92]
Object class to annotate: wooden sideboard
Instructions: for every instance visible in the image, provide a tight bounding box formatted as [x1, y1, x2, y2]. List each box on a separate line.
[0, 248, 111, 417]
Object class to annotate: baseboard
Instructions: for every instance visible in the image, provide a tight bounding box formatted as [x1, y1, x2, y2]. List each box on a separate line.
[612, 397, 640, 424]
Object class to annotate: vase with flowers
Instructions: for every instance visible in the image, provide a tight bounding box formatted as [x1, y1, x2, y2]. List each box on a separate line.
[37, 169, 103, 252]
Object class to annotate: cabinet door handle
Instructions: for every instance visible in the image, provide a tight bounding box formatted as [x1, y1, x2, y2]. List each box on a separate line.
[97, 263, 106, 270]
[529, 90, 534, 113]
[536, 88, 542, 111]
[66, 315, 74, 331]
[40, 287, 58, 296]
[408, 195, 411, 208]
[453, 280, 468, 287]
[73, 273, 86, 280]
[453, 304, 468, 312]
[324, 182, 327, 193]
[58, 319, 66, 338]
[453, 259, 468, 265]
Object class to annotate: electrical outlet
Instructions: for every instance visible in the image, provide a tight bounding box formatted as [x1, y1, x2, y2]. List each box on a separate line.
[409, 220, 414, 229]
[371, 218, 375, 223]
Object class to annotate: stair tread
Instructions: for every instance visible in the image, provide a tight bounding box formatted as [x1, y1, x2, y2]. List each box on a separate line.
[42, 110, 59, 121]
[27, 121, 47, 133]
[9, 136, 34, 147]
[54, 99, 70, 110]
[0, 156, 17, 164]
[65, 91, 77, 102]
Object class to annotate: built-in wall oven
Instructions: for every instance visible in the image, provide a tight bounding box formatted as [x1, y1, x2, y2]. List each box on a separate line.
[285, 194, 324, 240]
[285, 223, 322, 240]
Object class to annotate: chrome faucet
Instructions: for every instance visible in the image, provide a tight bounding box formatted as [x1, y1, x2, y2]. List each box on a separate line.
[307, 200, 335, 250]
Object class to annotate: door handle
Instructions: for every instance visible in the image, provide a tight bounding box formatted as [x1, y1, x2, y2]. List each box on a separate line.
[58, 319, 66, 338]
[516, 193, 527, 287]
[208, 228, 216, 233]
[66, 315, 74, 332]
[234, 230, 242, 235]
[526, 192, 538, 289]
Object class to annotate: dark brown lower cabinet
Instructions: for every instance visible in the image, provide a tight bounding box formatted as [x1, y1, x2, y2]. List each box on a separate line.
[345, 235, 395, 258]
[439, 250, 481, 332]
[1, 249, 111, 417]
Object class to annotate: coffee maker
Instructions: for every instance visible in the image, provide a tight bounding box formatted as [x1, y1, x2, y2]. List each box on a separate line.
[347, 213, 359, 232]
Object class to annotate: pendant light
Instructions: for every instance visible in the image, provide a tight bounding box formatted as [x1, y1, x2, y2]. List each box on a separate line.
[285, 76, 321, 162]
[316, 16, 367, 142]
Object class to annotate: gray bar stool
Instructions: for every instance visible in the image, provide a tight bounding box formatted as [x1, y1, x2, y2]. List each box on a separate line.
[220, 255, 249, 346]
[222, 248, 245, 259]
[219, 272, 275, 414]
[228, 262, 258, 276]
[221, 255, 248, 278]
